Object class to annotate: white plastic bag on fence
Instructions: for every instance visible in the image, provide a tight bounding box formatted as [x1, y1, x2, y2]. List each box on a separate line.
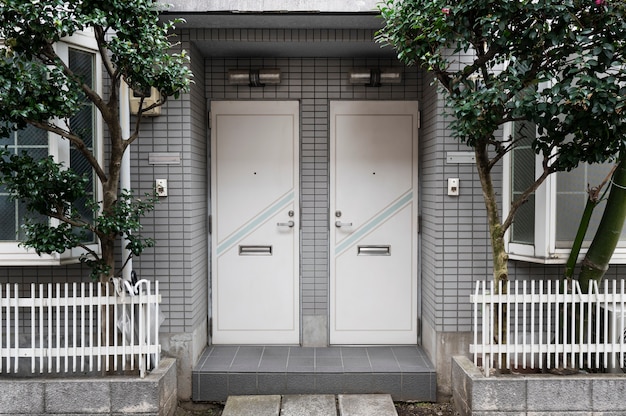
[114, 277, 164, 369]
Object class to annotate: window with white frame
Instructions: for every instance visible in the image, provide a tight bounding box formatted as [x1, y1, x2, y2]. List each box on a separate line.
[504, 121, 626, 263]
[0, 32, 102, 265]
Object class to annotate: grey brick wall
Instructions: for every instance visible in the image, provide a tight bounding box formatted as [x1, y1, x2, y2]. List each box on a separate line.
[5, 24, 626, 344]
[418, 76, 492, 333]
[413, 52, 626, 334]
[187, 41, 209, 334]
[130, 36, 208, 334]
[205, 54, 420, 317]
[199, 28, 420, 319]
[419, 70, 445, 333]
[0, 265, 87, 283]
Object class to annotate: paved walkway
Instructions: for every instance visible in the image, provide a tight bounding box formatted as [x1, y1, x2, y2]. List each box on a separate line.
[222, 394, 398, 416]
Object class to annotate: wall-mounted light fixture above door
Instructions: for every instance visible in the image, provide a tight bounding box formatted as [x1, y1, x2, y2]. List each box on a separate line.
[228, 68, 281, 87]
[348, 68, 402, 87]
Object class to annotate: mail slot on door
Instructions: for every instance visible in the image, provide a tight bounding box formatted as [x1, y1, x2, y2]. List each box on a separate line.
[357, 245, 391, 256]
[239, 245, 273, 256]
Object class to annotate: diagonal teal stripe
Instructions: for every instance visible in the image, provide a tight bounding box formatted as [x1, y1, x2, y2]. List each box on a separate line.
[335, 191, 413, 255]
[217, 191, 294, 256]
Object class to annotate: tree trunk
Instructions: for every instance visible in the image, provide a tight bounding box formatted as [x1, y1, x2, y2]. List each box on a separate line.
[99, 97, 124, 283]
[101, 281, 117, 375]
[558, 188, 598, 356]
[564, 165, 615, 282]
[578, 154, 626, 292]
[474, 144, 509, 289]
[99, 98, 124, 372]
[559, 167, 613, 359]
[474, 143, 509, 371]
[564, 199, 597, 281]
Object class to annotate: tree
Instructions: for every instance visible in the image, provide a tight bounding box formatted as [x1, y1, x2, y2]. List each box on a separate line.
[0, 0, 192, 282]
[377, 0, 626, 296]
[578, 155, 626, 290]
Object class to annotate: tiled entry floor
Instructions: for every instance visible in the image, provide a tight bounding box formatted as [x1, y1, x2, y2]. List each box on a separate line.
[193, 346, 436, 402]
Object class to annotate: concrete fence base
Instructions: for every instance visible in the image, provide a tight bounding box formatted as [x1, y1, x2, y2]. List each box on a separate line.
[452, 355, 626, 415]
[0, 358, 177, 416]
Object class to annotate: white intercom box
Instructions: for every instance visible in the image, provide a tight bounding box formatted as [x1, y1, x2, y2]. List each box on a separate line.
[129, 86, 161, 116]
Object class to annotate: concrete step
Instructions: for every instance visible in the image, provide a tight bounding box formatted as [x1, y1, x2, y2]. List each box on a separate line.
[281, 395, 337, 416]
[222, 395, 281, 416]
[338, 394, 398, 416]
[193, 346, 436, 402]
[221, 394, 398, 416]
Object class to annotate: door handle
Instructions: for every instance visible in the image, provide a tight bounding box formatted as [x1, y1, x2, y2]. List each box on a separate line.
[277, 220, 295, 228]
[335, 221, 353, 228]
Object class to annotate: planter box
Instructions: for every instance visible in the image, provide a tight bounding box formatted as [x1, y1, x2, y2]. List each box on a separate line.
[452, 355, 626, 415]
[0, 358, 176, 416]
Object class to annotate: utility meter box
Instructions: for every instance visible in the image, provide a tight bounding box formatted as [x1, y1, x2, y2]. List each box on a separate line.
[129, 86, 162, 116]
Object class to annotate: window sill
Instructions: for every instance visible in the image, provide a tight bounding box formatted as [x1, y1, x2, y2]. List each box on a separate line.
[0, 244, 99, 266]
[509, 250, 626, 265]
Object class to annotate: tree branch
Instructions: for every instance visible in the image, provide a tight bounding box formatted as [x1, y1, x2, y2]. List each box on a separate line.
[25, 119, 108, 183]
[115, 253, 133, 277]
[501, 155, 555, 233]
[93, 25, 116, 81]
[124, 96, 168, 150]
[76, 242, 101, 262]
[40, 42, 112, 125]
[487, 145, 509, 173]
[45, 211, 110, 257]
[46, 210, 93, 232]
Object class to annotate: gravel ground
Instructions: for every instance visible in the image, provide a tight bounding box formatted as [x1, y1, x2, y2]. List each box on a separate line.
[175, 401, 223, 416]
[395, 400, 458, 416]
[175, 398, 459, 416]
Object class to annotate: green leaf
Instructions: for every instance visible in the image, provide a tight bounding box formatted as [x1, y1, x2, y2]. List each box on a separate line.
[0, 0, 189, 281]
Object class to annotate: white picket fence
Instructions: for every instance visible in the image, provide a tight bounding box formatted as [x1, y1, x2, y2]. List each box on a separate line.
[471, 279, 626, 376]
[0, 279, 161, 378]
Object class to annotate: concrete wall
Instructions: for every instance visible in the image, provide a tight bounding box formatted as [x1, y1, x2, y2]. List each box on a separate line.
[0, 358, 177, 416]
[453, 355, 626, 415]
[164, 0, 380, 12]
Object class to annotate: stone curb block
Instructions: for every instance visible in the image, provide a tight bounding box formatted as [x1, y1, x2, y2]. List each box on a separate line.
[452, 355, 626, 415]
[0, 358, 176, 416]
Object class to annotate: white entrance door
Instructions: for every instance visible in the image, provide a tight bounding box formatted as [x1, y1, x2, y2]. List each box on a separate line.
[330, 101, 419, 345]
[211, 101, 299, 344]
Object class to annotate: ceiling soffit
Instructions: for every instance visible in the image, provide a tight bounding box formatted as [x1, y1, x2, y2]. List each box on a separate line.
[161, 12, 396, 58]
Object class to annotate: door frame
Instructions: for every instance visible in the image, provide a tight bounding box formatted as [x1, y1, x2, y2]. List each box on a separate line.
[329, 100, 419, 345]
[209, 100, 300, 344]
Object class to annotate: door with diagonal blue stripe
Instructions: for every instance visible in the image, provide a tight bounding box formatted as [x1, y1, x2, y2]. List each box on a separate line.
[211, 101, 300, 344]
[330, 101, 419, 344]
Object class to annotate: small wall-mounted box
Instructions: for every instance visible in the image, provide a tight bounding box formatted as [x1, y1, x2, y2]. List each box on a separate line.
[448, 178, 460, 196]
[155, 179, 168, 197]
[446, 151, 476, 164]
[129, 86, 162, 116]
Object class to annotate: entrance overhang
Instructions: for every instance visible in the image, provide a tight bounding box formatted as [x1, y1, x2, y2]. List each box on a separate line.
[161, 11, 383, 29]
[161, 12, 396, 58]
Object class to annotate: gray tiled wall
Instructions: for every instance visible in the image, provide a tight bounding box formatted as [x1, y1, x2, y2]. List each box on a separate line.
[129, 36, 208, 334]
[205, 54, 420, 318]
[418, 70, 626, 335]
[5, 25, 626, 344]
